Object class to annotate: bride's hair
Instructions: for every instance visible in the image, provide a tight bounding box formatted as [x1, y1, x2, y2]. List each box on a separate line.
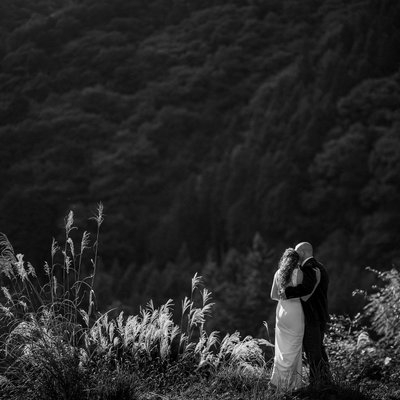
[277, 248, 300, 289]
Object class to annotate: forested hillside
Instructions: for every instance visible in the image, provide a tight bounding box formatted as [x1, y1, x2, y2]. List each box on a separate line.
[1, 0, 400, 335]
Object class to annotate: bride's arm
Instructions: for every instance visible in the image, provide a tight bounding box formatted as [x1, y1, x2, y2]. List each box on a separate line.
[270, 272, 279, 301]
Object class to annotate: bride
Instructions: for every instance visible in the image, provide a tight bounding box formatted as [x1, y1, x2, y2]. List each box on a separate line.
[270, 248, 320, 390]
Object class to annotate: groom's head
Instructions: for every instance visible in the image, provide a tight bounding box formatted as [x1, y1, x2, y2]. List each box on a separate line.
[295, 242, 313, 262]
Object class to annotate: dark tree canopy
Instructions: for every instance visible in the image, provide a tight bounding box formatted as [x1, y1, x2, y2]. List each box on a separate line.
[1, 0, 400, 335]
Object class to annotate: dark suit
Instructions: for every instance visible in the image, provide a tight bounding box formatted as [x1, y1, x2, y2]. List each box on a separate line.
[284, 257, 330, 385]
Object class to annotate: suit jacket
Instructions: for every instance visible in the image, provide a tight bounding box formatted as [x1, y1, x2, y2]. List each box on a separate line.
[284, 257, 330, 325]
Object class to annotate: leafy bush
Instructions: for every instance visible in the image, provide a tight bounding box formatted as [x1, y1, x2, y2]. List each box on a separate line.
[326, 268, 400, 399]
[326, 315, 385, 383]
[358, 267, 400, 347]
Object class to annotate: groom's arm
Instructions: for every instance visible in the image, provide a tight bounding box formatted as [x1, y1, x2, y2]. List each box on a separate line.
[284, 266, 317, 299]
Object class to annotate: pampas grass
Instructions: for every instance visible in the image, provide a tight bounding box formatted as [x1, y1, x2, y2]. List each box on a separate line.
[0, 206, 275, 400]
[0, 205, 104, 399]
[2, 206, 377, 400]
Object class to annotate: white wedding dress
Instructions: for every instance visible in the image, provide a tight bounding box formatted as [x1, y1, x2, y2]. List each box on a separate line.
[270, 269, 304, 390]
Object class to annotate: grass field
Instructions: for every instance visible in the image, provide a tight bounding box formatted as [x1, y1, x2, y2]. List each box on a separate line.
[1, 208, 399, 400]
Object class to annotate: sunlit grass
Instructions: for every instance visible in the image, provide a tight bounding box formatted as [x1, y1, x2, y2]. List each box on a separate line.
[0, 207, 399, 400]
[0, 207, 274, 400]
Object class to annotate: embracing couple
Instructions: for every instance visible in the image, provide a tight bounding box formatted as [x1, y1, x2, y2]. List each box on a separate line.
[270, 242, 330, 391]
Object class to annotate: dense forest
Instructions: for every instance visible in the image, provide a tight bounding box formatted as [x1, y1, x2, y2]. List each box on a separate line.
[1, 0, 400, 336]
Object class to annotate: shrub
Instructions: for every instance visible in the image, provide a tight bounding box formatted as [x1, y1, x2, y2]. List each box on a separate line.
[326, 267, 400, 398]
[357, 267, 400, 347]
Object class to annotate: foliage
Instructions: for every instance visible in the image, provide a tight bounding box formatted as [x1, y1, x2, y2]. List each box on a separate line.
[2, 210, 400, 399]
[0, 210, 273, 399]
[358, 267, 400, 346]
[326, 315, 400, 399]
[203, 233, 277, 337]
[325, 266, 400, 400]
[0, 206, 104, 399]
[2, 6, 400, 390]
[1, 0, 400, 331]
[86, 367, 139, 400]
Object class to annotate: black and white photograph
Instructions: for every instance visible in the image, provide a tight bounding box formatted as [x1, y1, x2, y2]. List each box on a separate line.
[0, 1, 400, 399]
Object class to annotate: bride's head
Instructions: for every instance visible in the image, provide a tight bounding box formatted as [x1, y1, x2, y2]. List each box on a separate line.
[277, 248, 300, 288]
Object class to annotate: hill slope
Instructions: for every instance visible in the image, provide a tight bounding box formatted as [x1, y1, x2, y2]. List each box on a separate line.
[1, 0, 400, 329]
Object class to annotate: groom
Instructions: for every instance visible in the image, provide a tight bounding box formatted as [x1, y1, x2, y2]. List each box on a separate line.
[281, 242, 330, 386]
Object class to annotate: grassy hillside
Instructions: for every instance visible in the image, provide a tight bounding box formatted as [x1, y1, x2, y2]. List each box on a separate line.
[0, 218, 399, 399]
